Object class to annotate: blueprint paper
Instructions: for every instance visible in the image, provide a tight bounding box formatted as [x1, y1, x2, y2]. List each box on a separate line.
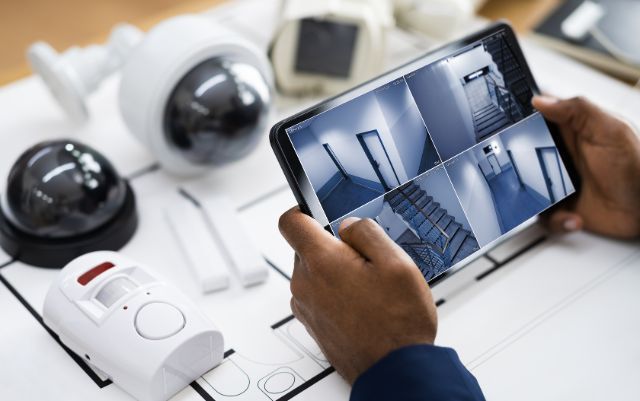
[0, 1, 639, 400]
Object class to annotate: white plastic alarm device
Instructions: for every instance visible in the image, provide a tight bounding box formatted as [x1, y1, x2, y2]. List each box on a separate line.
[270, 0, 394, 95]
[43, 251, 224, 401]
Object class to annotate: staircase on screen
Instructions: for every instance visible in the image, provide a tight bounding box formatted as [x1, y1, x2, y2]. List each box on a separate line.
[385, 182, 480, 280]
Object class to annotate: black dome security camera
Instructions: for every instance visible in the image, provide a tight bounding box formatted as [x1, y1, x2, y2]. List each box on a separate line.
[0, 140, 138, 268]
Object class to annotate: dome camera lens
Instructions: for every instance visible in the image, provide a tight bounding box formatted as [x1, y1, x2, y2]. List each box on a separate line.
[0, 139, 137, 268]
[163, 57, 271, 166]
[2, 140, 126, 238]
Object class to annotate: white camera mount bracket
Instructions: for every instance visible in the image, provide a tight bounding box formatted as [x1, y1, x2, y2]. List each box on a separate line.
[27, 24, 143, 123]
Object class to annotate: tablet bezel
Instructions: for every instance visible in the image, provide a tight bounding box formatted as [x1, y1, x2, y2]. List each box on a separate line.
[270, 21, 580, 282]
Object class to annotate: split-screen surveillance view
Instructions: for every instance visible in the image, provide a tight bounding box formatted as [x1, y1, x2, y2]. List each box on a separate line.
[288, 78, 441, 222]
[446, 114, 575, 247]
[405, 33, 535, 161]
[287, 32, 575, 280]
[331, 166, 480, 280]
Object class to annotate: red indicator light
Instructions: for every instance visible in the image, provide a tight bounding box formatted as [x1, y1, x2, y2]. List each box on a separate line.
[77, 262, 115, 285]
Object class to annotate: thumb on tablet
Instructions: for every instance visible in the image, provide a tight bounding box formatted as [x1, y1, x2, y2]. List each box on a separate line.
[544, 209, 584, 234]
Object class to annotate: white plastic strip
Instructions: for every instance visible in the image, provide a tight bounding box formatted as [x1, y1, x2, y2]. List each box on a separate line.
[200, 196, 269, 287]
[561, 0, 605, 41]
[164, 198, 230, 293]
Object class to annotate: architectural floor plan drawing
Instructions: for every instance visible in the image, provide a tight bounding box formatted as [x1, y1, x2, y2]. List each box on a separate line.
[2, 2, 640, 401]
[198, 316, 332, 401]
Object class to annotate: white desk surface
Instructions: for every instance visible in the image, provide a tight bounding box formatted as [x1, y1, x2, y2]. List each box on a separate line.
[0, 1, 639, 400]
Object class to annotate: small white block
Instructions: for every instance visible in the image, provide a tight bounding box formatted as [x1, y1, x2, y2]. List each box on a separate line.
[561, 0, 605, 41]
[164, 197, 230, 293]
[200, 196, 269, 287]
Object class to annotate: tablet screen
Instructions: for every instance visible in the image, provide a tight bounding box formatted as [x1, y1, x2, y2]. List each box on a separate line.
[284, 31, 576, 280]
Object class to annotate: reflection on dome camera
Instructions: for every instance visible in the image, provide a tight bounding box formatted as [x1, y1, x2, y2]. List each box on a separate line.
[163, 57, 271, 165]
[3, 140, 126, 239]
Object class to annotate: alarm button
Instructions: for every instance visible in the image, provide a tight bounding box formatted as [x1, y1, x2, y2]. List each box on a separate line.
[135, 302, 185, 340]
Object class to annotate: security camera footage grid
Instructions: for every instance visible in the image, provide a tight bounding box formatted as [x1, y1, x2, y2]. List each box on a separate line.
[285, 32, 575, 281]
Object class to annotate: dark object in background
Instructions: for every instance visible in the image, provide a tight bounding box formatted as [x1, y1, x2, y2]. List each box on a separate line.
[295, 18, 359, 78]
[0, 140, 137, 268]
[532, 0, 640, 81]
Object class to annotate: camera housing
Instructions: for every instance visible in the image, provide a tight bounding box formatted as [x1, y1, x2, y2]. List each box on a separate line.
[119, 15, 274, 176]
[0, 140, 138, 268]
[28, 15, 275, 177]
[270, 0, 393, 95]
[43, 251, 224, 401]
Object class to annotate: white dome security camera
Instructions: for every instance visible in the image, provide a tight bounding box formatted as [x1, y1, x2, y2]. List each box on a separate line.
[28, 15, 274, 177]
[118, 15, 274, 176]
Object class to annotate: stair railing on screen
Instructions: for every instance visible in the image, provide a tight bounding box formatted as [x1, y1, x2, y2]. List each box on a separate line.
[401, 242, 445, 279]
[396, 186, 450, 254]
[485, 72, 522, 123]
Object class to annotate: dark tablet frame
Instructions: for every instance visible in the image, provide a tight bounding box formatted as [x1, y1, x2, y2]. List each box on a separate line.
[270, 21, 580, 279]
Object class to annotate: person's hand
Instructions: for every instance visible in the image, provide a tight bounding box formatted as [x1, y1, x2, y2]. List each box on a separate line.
[279, 208, 437, 384]
[532, 95, 640, 238]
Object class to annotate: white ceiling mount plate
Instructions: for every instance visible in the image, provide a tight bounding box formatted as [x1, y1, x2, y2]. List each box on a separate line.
[27, 42, 90, 123]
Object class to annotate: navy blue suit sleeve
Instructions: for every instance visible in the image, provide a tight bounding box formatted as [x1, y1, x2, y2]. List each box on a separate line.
[350, 344, 485, 401]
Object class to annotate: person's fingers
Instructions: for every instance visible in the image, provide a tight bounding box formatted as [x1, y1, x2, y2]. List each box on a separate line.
[290, 297, 302, 320]
[532, 95, 589, 162]
[544, 209, 584, 234]
[279, 207, 338, 255]
[290, 297, 312, 330]
[532, 95, 588, 126]
[339, 217, 361, 232]
[290, 254, 302, 286]
[339, 218, 405, 265]
[532, 95, 563, 121]
[290, 254, 308, 299]
[533, 95, 605, 132]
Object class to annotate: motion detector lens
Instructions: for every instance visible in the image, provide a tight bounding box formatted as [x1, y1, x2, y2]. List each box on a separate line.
[0, 140, 137, 268]
[163, 57, 271, 165]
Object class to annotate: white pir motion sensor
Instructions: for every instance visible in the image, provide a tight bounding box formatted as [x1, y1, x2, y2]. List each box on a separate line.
[43, 251, 224, 401]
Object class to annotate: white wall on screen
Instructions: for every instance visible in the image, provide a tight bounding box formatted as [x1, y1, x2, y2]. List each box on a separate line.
[500, 114, 574, 199]
[376, 202, 413, 241]
[449, 45, 497, 81]
[472, 137, 510, 177]
[374, 81, 429, 179]
[415, 166, 472, 233]
[446, 150, 503, 245]
[406, 60, 476, 161]
[290, 127, 339, 191]
[306, 92, 411, 185]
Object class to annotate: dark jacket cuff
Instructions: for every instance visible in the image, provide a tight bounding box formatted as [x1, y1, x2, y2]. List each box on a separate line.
[350, 344, 485, 401]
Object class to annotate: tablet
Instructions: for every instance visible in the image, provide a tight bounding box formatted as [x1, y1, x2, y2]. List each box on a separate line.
[270, 22, 579, 282]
